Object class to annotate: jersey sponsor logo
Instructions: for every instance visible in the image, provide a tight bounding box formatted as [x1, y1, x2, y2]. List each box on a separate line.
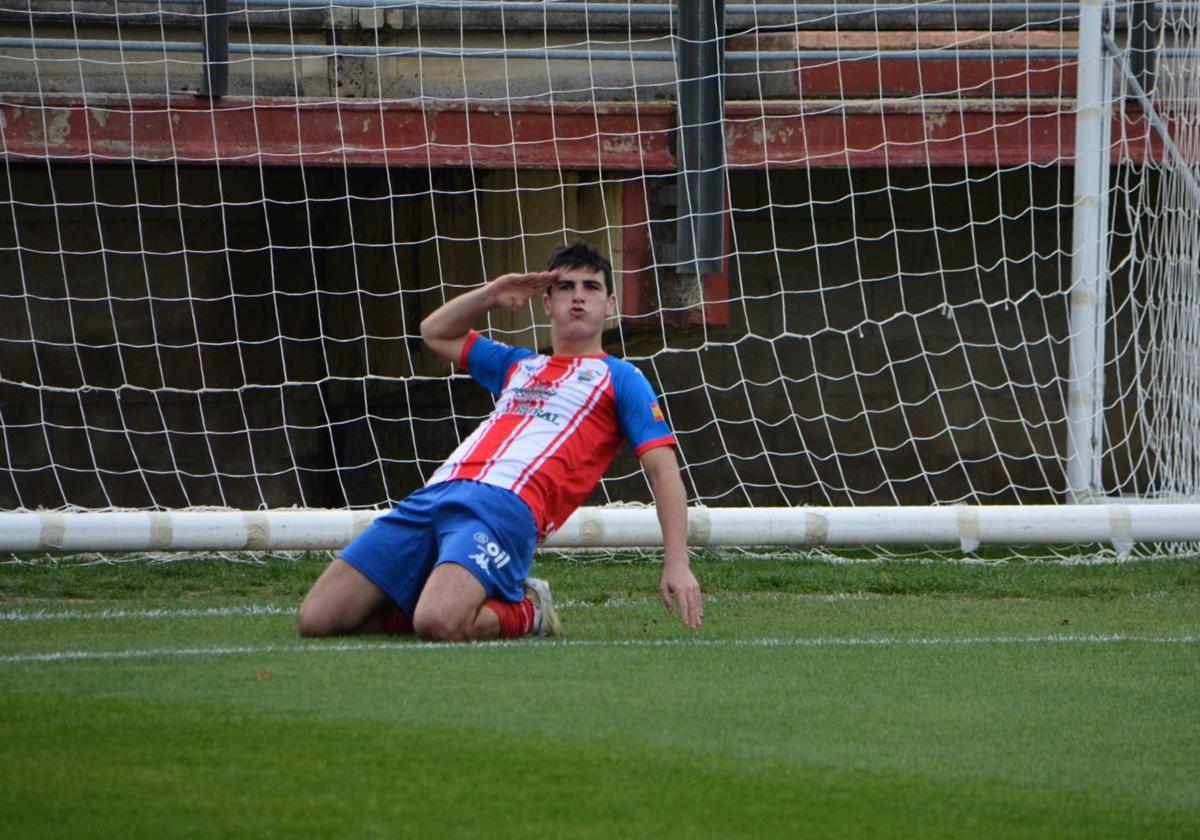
[507, 381, 563, 425]
[577, 369, 599, 382]
[512, 383, 556, 400]
[511, 404, 562, 425]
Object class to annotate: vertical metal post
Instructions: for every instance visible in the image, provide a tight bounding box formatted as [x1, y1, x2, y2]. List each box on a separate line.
[199, 0, 230, 98]
[675, 0, 726, 275]
[1065, 0, 1113, 501]
[1129, 0, 1160, 99]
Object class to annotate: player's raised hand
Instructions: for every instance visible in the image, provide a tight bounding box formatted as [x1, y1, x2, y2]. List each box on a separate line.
[488, 270, 558, 312]
[660, 563, 703, 629]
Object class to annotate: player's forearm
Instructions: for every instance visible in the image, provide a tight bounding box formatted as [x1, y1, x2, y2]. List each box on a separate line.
[649, 463, 690, 567]
[420, 284, 498, 342]
[640, 445, 702, 627]
[648, 457, 703, 628]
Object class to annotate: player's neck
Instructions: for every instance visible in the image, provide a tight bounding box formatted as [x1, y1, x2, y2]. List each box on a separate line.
[549, 329, 604, 358]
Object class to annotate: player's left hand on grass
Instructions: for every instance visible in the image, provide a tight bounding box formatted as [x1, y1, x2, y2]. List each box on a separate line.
[660, 564, 703, 629]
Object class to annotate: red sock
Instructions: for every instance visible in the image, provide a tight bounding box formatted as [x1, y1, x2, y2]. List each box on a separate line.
[484, 597, 536, 638]
[377, 606, 413, 635]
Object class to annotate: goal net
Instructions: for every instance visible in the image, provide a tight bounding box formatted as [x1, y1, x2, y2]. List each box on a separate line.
[1, 1, 1199, 557]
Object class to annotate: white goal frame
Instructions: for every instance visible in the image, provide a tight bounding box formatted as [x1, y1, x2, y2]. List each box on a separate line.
[3, 503, 1200, 554]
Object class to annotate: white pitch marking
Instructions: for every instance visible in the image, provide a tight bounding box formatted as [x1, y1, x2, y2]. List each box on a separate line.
[0, 634, 1195, 664]
[0, 605, 294, 622]
[0, 594, 865, 621]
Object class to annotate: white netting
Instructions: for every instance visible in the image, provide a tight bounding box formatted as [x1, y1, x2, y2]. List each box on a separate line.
[1111, 1, 1200, 500]
[0, 1, 1198, 552]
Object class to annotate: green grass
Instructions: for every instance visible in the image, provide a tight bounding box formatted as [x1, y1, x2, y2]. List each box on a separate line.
[2, 554, 1198, 838]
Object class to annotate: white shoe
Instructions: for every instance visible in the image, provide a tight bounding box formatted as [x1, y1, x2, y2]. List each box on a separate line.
[523, 577, 562, 637]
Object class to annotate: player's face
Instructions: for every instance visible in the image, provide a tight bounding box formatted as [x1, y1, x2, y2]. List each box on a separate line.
[542, 269, 616, 338]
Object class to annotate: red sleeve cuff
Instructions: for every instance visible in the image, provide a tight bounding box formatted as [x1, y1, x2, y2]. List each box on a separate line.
[459, 330, 480, 370]
[634, 436, 677, 457]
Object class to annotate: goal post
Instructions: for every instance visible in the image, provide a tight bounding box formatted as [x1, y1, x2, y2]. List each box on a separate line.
[1064, 0, 1112, 503]
[4, 503, 1200, 553]
[2, 1, 1200, 557]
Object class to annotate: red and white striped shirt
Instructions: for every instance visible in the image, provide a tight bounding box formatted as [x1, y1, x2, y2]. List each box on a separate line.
[428, 331, 675, 538]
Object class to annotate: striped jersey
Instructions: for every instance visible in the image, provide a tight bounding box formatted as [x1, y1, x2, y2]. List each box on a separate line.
[428, 331, 675, 538]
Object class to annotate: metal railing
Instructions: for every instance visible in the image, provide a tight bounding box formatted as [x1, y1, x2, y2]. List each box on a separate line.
[0, 1, 1183, 103]
[0, 38, 1109, 62]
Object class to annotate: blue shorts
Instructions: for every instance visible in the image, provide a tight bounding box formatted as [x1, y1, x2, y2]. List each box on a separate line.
[339, 480, 537, 616]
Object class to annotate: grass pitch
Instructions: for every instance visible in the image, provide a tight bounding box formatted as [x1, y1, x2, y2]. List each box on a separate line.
[1, 553, 1198, 838]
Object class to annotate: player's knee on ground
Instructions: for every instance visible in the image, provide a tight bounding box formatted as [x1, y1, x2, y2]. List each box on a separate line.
[411, 607, 470, 642]
[296, 597, 340, 637]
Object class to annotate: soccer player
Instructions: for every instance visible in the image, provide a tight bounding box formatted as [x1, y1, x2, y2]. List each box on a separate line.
[297, 242, 703, 641]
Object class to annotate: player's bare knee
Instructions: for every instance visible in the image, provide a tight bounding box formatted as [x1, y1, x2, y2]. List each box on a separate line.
[296, 600, 333, 637]
[296, 608, 321, 637]
[412, 610, 467, 642]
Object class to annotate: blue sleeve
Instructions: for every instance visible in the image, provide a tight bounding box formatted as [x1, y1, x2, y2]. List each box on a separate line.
[606, 359, 676, 455]
[463, 331, 536, 396]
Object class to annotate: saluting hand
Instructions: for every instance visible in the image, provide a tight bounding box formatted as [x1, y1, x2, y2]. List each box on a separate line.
[488, 270, 559, 312]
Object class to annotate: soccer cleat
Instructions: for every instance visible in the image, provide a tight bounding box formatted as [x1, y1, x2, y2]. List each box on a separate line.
[523, 577, 562, 637]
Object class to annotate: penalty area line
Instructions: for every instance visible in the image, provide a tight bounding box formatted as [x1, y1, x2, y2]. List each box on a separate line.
[0, 633, 1197, 664]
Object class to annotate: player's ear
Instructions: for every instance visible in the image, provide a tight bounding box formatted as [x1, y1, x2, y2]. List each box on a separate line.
[542, 289, 552, 316]
[606, 293, 617, 317]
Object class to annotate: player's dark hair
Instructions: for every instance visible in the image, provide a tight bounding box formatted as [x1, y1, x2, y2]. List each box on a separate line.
[547, 241, 614, 296]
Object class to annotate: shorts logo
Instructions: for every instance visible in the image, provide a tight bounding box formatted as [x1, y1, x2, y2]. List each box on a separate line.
[470, 531, 510, 574]
[650, 402, 664, 422]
